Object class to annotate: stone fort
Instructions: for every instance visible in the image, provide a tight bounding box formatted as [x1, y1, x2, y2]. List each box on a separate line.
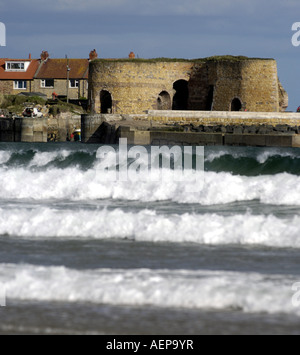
[88, 55, 288, 115]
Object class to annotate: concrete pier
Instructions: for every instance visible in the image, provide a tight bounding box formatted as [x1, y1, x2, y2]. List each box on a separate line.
[0, 117, 47, 142]
[2, 110, 300, 146]
[81, 111, 300, 148]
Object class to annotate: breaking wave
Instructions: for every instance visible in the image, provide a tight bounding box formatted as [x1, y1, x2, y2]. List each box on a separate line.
[0, 263, 298, 315]
[1, 145, 300, 205]
[0, 165, 300, 205]
[1, 145, 300, 175]
[0, 207, 300, 248]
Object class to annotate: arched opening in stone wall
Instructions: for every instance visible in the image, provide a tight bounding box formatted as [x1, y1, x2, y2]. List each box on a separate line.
[100, 90, 113, 113]
[157, 91, 171, 110]
[206, 85, 214, 111]
[172, 80, 189, 110]
[231, 98, 242, 112]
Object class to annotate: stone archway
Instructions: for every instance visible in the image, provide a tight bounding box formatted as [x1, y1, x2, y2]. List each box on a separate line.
[206, 85, 214, 111]
[172, 80, 189, 110]
[231, 98, 242, 111]
[100, 90, 112, 113]
[157, 91, 171, 110]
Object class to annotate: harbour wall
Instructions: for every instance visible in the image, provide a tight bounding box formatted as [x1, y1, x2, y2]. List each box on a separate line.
[47, 113, 81, 142]
[81, 110, 300, 147]
[0, 117, 48, 143]
[2, 110, 300, 147]
[0, 113, 81, 143]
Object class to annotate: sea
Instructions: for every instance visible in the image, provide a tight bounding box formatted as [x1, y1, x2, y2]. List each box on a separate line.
[0, 141, 300, 335]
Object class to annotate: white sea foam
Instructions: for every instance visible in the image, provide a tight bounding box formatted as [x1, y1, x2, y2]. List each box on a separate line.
[256, 150, 298, 164]
[0, 207, 300, 248]
[0, 147, 300, 205]
[1, 162, 300, 206]
[0, 263, 298, 315]
[205, 150, 240, 162]
[0, 151, 11, 164]
[29, 150, 72, 167]
[205, 148, 299, 164]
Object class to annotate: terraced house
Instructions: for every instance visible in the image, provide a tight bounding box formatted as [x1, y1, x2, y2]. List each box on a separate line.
[0, 50, 96, 99]
[33, 51, 90, 99]
[0, 55, 40, 95]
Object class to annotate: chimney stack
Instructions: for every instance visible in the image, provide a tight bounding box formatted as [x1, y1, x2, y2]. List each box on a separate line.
[89, 49, 98, 61]
[40, 50, 49, 61]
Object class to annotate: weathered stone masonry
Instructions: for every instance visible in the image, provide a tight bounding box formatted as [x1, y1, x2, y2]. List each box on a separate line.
[88, 57, 288, 115]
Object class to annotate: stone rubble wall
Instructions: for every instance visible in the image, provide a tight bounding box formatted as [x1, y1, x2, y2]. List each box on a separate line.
[89, 58, 287, 114]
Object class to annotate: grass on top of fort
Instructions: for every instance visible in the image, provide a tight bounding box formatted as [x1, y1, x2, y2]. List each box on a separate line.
[93, 55, 274, 64]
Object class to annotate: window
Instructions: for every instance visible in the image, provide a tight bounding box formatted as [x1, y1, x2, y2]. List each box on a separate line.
[41, 79, 54, 88]
[69, 79, 79, 88]
[14, 81, 27, 90]
[6, 62, 25, 71]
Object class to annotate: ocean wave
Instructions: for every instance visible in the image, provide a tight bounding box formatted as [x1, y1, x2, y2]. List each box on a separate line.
[205, 150, 300, 175]
[0, 263, 298, 315]
[0, 147, 96, 170]
[205, 147, 300, 164]
[1, 162, 300, 205]
[1, 146, 300, 176]
[0, 207, 300, 248]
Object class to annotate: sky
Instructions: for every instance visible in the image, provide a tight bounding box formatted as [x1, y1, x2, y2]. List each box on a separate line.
[0, 0, 299, 110]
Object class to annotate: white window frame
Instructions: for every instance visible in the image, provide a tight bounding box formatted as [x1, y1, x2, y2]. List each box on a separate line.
[69, 79, 79, 88]
[6, 62, 26, 71]
[13, 80, 27, 90]
[41, 79, 54, 88]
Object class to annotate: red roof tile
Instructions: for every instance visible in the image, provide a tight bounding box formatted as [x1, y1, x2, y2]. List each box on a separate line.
[35, 59, 89, 79]
[0, 59, 40, 80]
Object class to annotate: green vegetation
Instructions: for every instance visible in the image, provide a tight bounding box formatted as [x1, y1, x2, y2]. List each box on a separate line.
[93, 55, 273, 64]
[201, 55, 274, 62]
[48, 100, 84, 116]
[94, 57, 190, 63]
[0, 95, 85, 116]
[0, 95, 46, 114]
[2, 95, 46, 107]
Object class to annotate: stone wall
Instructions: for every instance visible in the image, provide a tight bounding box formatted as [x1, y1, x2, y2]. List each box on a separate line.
[47, 112, 81, 142]
[0, 78, 88, 98]
[21, 117, 48, 142]
[33, 79, 88, 99]
[81, 111, 300, 147]
[0, 80, 13, 95]
[0, 117, 47, 142]
[0, 80, 34, 95]
[147, 110, 300, 126]
[88, 57, 287, 115]
[89, 60, 193, 114]
[211, 60, 280, 112]
[80, 112, 300, 148]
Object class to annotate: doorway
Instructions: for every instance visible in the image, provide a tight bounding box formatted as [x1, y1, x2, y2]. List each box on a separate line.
[172, 80, 189, 110]
[231, 98, 242, 111]
[157, 91, 171, 110]
[100, 90, 112, 113]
